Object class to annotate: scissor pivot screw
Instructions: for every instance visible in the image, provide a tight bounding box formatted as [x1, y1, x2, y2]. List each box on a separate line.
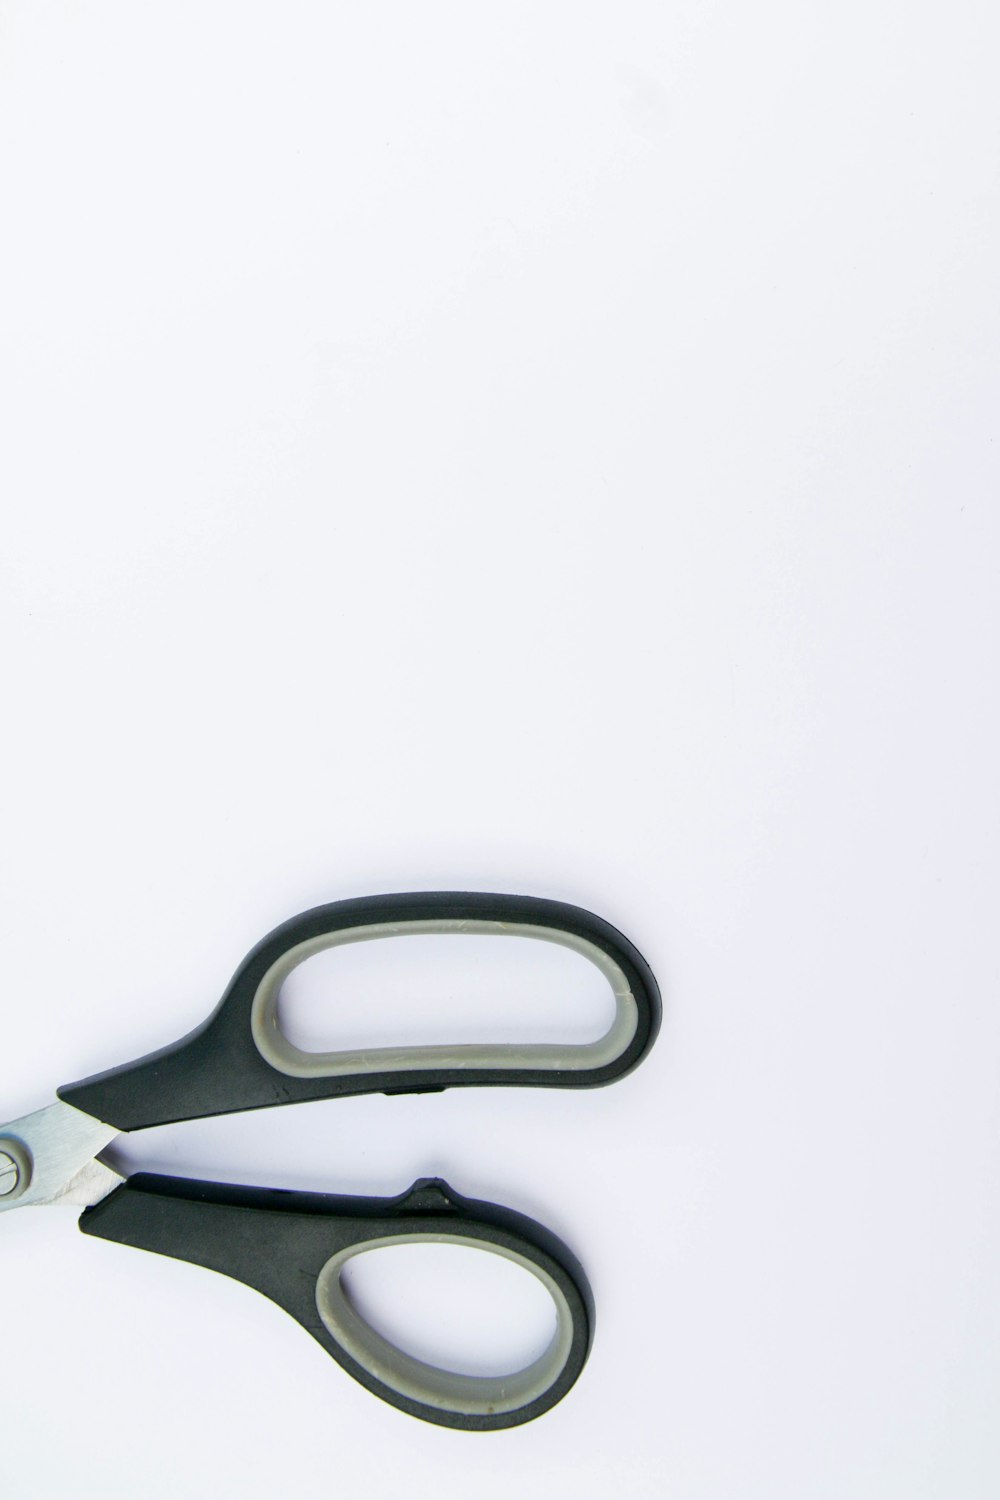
[0, 1151, 21, 1195]
[0, 1140, 31, 1200]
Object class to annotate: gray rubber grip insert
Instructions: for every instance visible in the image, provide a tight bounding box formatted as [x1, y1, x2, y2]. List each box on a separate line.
[315, 1233, 574, 1418]
[250, 918, 640, 1080]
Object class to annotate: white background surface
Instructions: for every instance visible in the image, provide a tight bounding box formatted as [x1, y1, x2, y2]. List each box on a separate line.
[1, 3, 998, 1497]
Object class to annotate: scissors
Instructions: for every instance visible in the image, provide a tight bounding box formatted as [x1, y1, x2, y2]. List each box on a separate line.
[0, 892, 659, 1430]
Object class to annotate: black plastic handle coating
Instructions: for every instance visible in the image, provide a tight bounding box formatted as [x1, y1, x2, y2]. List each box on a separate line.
[79, 1172, 594, 1431]
[59, 893, 661, 1131]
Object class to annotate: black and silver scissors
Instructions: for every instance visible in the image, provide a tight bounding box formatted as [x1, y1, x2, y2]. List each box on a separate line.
[0, 892, 659, 1430]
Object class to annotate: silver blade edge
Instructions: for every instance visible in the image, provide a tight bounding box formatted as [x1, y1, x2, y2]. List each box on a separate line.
[0, 1100, 121, 1213]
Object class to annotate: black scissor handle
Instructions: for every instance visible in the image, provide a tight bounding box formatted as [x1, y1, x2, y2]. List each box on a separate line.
[60, 893, 661, 1131]
[79, 1172, 593, 1431]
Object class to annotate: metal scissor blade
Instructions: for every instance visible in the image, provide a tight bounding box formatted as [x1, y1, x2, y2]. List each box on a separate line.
[0, 1101, 120, 1212]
